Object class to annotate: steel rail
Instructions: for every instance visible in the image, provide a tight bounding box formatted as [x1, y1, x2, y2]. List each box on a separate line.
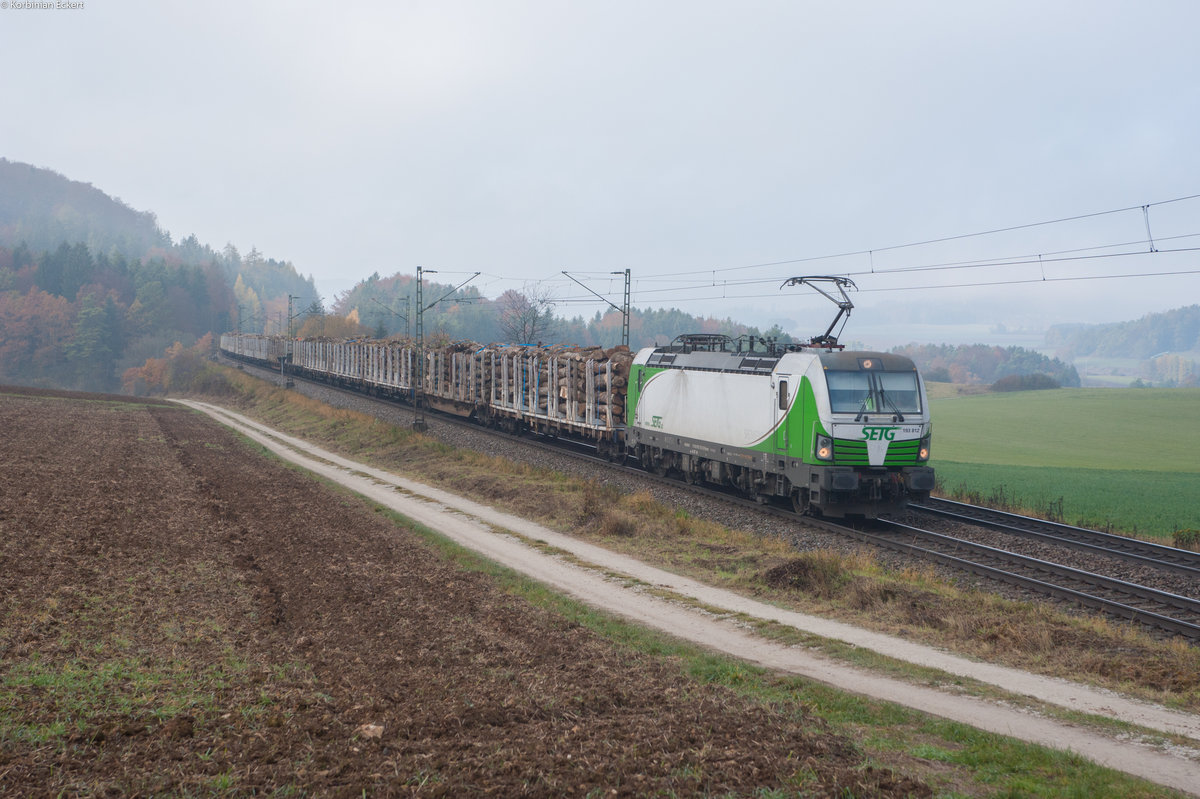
[864, 518, 1200, 640]
[910, 497, 1200, 578]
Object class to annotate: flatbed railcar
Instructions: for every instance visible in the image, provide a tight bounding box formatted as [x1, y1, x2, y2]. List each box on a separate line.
[219, 333, 627, 453]
[218, 331, 933, 518]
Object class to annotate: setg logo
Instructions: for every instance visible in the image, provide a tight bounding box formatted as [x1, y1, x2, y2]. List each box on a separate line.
[861, 426, 897, 441]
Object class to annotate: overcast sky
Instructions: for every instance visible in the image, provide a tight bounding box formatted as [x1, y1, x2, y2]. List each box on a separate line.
[3, 1, 1198, 344]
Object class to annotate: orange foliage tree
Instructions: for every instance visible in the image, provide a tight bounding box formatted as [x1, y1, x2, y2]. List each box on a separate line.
[122, 334, 220, 395]
[0, 288, 74, 384]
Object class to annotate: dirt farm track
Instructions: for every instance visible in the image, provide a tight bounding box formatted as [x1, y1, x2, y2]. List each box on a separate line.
[0, 387, 933, 797]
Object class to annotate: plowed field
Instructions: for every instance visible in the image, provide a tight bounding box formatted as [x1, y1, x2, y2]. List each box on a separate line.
[0, 387, 928, 796]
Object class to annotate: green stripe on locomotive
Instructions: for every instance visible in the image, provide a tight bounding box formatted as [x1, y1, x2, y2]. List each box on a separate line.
[743, 373, 822, 461]
[830, 437, 926, 466]
[625, 362, 665, 431]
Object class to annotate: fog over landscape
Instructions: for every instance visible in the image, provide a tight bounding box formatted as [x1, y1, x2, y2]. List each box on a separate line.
[7, 6, 1200, 796]
[2, 1, 1198, 345]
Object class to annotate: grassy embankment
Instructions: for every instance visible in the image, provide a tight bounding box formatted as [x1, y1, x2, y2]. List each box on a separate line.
[157, 364, 1200, 797]
[927, 385, 1200, 541]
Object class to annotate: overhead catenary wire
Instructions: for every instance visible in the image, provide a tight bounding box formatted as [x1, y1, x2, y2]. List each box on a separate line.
[855, 266, 1200, 293]
[547, 246, 1200, 307]
[634, 192, 1200, 280]
[436, 193, 1200, 310]
[545, 265, 1200, 307]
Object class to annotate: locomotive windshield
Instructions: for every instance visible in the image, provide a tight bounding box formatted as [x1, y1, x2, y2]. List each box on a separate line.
[826, 370, 922, 415]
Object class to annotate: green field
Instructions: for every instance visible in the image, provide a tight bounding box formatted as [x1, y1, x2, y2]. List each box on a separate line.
[928, 387, 1200, 538]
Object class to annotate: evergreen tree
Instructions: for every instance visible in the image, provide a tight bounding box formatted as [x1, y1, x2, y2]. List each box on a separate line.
[66, 292, 122, 390]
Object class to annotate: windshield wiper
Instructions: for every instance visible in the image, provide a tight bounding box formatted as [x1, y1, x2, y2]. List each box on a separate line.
[854, 395, 872, 422]
[878, 389, 905, 422]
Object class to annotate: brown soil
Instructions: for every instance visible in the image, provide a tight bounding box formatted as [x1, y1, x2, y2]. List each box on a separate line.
[0, 388, 931, 797]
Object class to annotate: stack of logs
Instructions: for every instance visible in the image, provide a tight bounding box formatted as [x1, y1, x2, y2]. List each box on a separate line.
[423, 341, 634, 426]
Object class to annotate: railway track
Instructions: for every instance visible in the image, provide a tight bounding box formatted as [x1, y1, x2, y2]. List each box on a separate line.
[225, 355, 1200, 642]
[642, 476, 1200, 642]
[814, 515, 1200, 641]
[910, 496, 1200, 579]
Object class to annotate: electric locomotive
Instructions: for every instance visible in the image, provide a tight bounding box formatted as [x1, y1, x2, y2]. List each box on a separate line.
[626, 334, 933, 517]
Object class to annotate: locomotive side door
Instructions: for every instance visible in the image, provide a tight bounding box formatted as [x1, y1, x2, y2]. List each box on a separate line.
[773, 374, 791, 454]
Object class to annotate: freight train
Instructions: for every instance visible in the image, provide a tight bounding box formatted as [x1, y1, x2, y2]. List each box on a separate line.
[219, 330, 934, 518]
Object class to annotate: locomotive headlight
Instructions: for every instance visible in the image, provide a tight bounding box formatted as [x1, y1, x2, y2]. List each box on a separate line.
[815, 435, 834, 461]
[918, 435, 931, 461]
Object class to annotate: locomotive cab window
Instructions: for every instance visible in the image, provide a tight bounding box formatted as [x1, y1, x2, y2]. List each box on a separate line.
[778, 380, 788, 410]
[826, 370, 921, 415]
[826, 371, 872, 413]
[877, 372, 921, 413]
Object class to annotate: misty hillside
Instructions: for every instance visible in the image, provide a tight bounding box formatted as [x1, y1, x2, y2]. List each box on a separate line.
[0, 159, 170, 258]
[0, 159, 315, 306]
[0, 160, 315, 391]
[1047, 305, 1200, 359]
[889, 343, 1080, 388]
[1044, 306, 1199, 387]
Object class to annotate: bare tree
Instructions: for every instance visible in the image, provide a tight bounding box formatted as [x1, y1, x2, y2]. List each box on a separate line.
[497, 283, 557, 344]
